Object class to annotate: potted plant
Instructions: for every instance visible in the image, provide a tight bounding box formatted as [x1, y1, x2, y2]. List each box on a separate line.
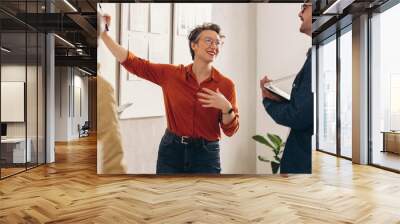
[252, 133, 285, 174]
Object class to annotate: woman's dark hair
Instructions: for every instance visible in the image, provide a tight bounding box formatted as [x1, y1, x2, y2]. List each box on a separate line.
[188, 23, 225, 60]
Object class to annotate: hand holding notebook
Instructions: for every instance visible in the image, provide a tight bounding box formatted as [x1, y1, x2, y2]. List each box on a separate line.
[264, 83, 291, 101]
[262, 74, 296, 101]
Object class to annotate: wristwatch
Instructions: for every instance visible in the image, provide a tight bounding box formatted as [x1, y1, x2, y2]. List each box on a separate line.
[223, 107, 234, 115]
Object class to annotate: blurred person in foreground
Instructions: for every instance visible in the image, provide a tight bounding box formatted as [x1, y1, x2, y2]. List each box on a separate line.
[97, 13, 126, 174]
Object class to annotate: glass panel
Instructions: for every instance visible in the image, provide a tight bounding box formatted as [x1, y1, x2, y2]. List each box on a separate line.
[391, 75, 400, 130]
[1, 32, 27, 177]
[318, 37, 337, 154]
[371, 3, 400, 171]
[0, 0, 46, 178]
[26, 0, 40, 169]
[339, 29, 352, 158]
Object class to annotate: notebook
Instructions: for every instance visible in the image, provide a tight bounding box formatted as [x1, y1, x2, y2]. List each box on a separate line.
[264, 83, 291, 101]
[262, 74, 296, 101]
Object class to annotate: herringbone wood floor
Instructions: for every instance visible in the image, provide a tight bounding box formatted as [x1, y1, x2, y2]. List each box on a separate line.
[1, 135, 400, 223]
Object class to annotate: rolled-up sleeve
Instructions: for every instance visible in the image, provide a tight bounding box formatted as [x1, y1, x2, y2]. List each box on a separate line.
[121, 51, 173, 86]
[221, 84, 239, 137]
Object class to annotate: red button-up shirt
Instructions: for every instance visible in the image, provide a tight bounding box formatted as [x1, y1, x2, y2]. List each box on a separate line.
[121, 52, 239, 141]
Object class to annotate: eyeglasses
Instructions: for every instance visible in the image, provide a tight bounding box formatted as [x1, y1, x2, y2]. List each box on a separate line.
[202, 37, 224, 47]
[300, 3, 312, 13]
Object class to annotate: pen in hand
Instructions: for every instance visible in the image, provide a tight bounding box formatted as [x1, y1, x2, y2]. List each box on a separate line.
[98, 4, 109, 31]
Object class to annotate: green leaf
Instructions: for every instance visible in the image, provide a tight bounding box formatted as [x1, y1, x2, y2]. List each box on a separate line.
[252, 135, 274, 150]
[270, 133, 282, 144]
[267, 133, 281, 149]
[275, 134, 283, 143]
[258, 155, 270, 163]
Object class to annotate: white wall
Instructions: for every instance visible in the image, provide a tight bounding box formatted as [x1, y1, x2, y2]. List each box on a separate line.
[55, 67, 69, 141]
[72, 74, 89, 137]
[1, 65, 28, 141]
[212, 4, 257, 173]
[54, 67, 89, 141]
[1, 64, 46, 163]
[255, 4, 311, 173]
[1, 65, 37, 137]
[97, 4, 119, 90]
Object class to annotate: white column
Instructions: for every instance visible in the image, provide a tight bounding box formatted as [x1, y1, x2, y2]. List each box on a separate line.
[46, 33, 55, 163]
[45, 0, 55, 163]
[352, 14, 369, 164]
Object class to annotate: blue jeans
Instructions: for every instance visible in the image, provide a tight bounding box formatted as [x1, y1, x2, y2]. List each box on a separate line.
[156, 130, 221, 174]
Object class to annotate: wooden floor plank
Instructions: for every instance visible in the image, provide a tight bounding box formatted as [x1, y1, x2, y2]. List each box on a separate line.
[0, 135, 399, 223]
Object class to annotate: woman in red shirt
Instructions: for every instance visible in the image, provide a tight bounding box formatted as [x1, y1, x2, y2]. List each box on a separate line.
[100, 15, 239, 174]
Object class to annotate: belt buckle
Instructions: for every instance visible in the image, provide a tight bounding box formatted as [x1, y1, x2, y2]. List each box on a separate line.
[181, 136, 189, 145]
